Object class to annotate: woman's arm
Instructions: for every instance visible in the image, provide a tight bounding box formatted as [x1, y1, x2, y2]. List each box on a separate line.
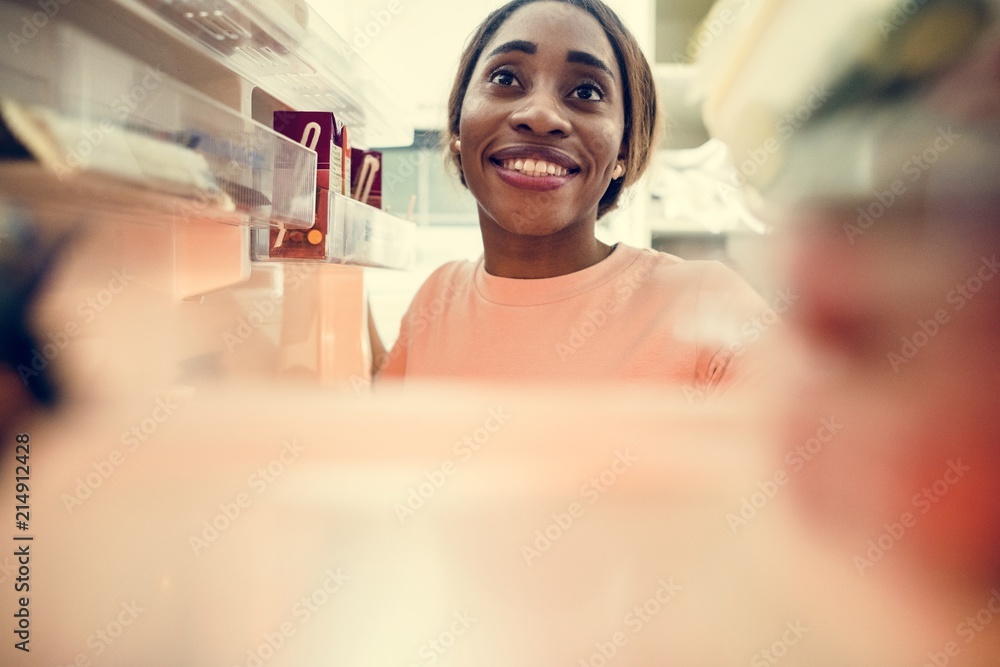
[367, 301, 387, 379]
[694, 261, 781, 401]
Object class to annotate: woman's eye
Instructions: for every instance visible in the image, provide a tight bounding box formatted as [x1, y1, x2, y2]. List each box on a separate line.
[571, 84, 604, 101]
[489, 70, 519, 87]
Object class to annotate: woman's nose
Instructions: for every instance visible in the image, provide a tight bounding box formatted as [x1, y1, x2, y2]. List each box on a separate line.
[509, 89, 572, 136]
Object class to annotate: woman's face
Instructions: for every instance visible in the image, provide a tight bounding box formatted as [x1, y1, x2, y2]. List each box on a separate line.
[458, 1, 626, 236]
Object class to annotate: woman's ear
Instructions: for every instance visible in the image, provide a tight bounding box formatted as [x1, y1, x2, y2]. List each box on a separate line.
[615, 143, 629, 180]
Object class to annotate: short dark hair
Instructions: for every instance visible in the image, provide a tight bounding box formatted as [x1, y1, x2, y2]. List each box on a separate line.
[446, 0, 660, 218]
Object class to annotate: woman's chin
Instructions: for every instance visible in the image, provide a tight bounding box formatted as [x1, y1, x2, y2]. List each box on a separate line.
[479, 207, 581, 239]
[498, 221, 570, 237]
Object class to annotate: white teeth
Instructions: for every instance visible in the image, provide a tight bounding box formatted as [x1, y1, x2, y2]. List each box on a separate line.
[500, 158, 571, 177]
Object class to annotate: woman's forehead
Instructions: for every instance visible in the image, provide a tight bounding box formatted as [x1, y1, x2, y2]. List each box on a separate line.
[483, 2, 618, 76]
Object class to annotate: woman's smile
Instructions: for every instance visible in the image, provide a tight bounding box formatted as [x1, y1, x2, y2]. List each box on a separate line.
[489, 144, 581, 190]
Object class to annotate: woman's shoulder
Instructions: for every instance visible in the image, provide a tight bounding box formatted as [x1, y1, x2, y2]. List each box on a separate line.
[623, 246, 744, 282]
[616, 244, 716, 285]
[616, 245, 765, 306]
[426, 257, 479, 285]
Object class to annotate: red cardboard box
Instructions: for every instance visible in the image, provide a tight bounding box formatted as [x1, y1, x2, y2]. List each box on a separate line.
[266, 187, 330, 261]
[273, 111, 350, 196]
[268, 111, 350, 260]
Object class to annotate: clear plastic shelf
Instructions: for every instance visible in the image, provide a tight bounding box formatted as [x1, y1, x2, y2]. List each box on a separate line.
[110, 0, 415, 148]
[253, 191, 416, 270]
[335, 194, 416, 270]
[0, 2, 316, 229]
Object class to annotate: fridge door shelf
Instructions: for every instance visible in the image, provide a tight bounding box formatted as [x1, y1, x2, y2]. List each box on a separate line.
[0, 3, 317, 230]
[253, 191, 416, 271]
[108, 0, 415, 148]
[0, 162, 247, 228]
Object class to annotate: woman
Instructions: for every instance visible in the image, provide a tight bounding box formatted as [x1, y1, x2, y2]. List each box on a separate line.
[374, 0, 770, 397]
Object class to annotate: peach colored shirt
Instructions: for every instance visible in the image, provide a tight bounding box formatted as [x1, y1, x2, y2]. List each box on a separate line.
[379, 244, 771, 398]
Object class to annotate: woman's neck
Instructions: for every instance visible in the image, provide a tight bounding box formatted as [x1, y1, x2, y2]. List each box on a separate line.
[479, 218, 614, 279]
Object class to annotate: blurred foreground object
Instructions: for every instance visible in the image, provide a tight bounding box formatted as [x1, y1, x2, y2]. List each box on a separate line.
[0, 202, 75, 426]
[696, 0, 999, 213]
[698, 0, 1000, 659]
[0, 383, 983, 666]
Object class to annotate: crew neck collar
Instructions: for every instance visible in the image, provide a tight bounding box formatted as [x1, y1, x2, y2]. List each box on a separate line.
[473, 243, 640, 306]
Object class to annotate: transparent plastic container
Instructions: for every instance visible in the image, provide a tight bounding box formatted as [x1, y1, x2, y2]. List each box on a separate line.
[0, 1, 316, 229]
[253, 190, 416, 270]
[111, 0, 415, 148]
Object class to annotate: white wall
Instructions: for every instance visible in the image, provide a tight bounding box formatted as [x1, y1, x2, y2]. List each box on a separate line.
[311, 0, 656, 130]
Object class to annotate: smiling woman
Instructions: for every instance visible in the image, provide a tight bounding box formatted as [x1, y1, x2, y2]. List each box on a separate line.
[373, 0, 776, 396]
[449, 0, 656, 222]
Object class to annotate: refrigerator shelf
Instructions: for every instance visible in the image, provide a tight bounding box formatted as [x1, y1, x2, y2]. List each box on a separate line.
[254, 190, 416, 271]
[109, 0, 415, 148]
[0, 2, 317, 230]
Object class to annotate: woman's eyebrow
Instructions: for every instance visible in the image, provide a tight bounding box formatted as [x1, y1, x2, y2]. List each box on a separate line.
[566, 50, 614, 78]
[486, 40, 537, 59]
[484, 40, 614, 79]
